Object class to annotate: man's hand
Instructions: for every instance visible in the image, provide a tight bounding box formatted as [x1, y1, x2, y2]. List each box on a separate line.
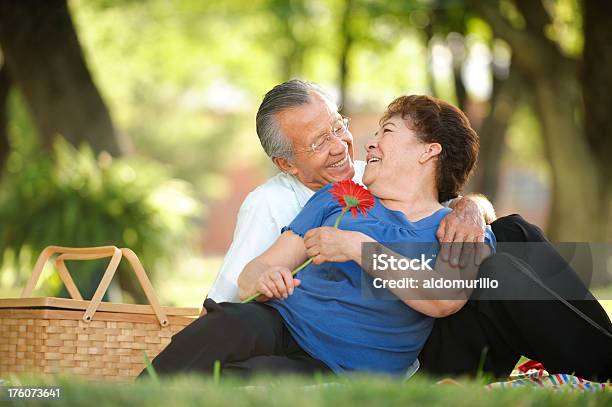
[437, 196, 487, 267]
[253, 266, 301, 301]
[303, 227, 372, 265]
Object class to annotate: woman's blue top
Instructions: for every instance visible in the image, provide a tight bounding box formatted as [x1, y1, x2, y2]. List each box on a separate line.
[267, 184, 495, 376]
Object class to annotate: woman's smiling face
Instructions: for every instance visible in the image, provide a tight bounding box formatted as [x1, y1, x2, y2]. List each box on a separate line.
[365, 94, 479, 203]
[363, 114, 439, 197]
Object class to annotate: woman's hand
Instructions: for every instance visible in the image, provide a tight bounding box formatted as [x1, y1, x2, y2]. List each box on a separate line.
[238, 231, 307, 302]
[303, 227, 373, 265]
[253, 266, 301, 301]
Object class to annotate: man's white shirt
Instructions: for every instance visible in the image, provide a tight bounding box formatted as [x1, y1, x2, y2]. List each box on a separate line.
[206, 160, 366, 303]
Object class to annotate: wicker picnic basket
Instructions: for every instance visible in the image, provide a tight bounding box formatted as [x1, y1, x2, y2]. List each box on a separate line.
[0, 246, 199, 381]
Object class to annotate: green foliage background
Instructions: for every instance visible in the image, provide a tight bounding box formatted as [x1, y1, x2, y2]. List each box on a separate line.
[2, 0, 605, 309]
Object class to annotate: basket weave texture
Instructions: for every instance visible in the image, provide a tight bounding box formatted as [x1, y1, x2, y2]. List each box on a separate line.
[0, 310, 192, 381]
[0, 246, 199, 381]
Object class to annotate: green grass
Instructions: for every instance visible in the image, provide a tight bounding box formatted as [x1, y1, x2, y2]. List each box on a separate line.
[1, 373, 610, 407]
[2, 264, 611, 406]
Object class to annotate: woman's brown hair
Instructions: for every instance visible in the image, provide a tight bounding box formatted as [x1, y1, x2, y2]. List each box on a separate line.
[381, 95, 479, 202]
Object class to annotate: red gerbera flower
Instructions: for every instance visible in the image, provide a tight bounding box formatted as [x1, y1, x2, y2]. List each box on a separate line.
[329, 179, 375, 217]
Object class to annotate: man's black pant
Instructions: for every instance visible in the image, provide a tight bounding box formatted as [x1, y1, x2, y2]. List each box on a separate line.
[418, 214, 612, 381]
[138, 299, 330, 378]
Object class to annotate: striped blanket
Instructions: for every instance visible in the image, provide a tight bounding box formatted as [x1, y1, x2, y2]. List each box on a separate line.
[487, 366, 611, 392]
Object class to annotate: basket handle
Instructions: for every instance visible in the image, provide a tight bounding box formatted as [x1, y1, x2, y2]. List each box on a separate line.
[23, 246, 169, 326]
[22, 246, 118, 298]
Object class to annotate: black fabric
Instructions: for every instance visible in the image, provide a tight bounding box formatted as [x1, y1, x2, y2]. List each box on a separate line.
[419, 214, 612, 381]
[222, 355, 331, 377]
[138, 299, 331, 378]
[491, 214, 612, 337]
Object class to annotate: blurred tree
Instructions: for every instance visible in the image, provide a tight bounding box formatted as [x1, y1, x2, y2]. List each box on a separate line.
[338, 1, 428, 110]
[72, 0, 303, 199]
[582, 0, 612, 236]
[473, 0, 611, 240]
[474, 65, 521, 201]
[0, 62, 9, 175]
[0, 0, 126, 158]
[0, 139, 199, 301]
[267, 0, 308, 80]
[338, 0, 355, 112]
[424, 3, 469, 108]
[421, 3, 521, 202]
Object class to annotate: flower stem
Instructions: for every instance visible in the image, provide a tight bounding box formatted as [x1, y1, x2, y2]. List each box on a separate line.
[241, 207, 348, 304]
[241, 256, 313, 304]
[291, 257, 313, 276]
[334, 207, 349, 228]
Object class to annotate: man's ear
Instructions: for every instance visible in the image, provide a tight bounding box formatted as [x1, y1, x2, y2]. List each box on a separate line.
[418, 143, 442, 164]
[272, 156, 299, 175]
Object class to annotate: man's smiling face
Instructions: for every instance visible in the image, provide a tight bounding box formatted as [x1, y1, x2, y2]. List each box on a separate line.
[275, 92, 355, 191]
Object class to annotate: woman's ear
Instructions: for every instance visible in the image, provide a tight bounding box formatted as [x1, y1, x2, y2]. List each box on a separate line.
[273, 157, 299, 175]
[419, 143, 442, 164]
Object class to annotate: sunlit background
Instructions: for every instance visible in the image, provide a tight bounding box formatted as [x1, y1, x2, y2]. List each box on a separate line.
[0, 0, 610, 314]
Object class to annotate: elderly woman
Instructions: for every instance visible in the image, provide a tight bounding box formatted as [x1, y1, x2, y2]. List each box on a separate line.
[143, 95, 494, 378]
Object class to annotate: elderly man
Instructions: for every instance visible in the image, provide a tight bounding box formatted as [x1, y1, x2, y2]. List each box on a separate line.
[206, 79, 494, 305]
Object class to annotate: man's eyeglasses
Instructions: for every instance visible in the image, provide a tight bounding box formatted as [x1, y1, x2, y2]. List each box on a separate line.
[293, 117, 351, 156]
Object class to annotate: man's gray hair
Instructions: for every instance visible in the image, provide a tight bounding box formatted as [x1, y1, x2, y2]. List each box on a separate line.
[256, 79, 333, 159]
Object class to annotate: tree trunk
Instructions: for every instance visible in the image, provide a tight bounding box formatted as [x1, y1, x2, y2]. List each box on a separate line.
[452, 65, 467, 112]
[582, 0, 612, 239]
[424, 21, 438, 97]
[282, 43, 304, 81]
[338, 0, 354, 114]
[271, 0, 306, 81]
[0, 62, 9, 175]
[530, 72, 603, 241]
[0, 0, 123, 156]
[472, 67, 521, 202]
[472, 0, 606, 240]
